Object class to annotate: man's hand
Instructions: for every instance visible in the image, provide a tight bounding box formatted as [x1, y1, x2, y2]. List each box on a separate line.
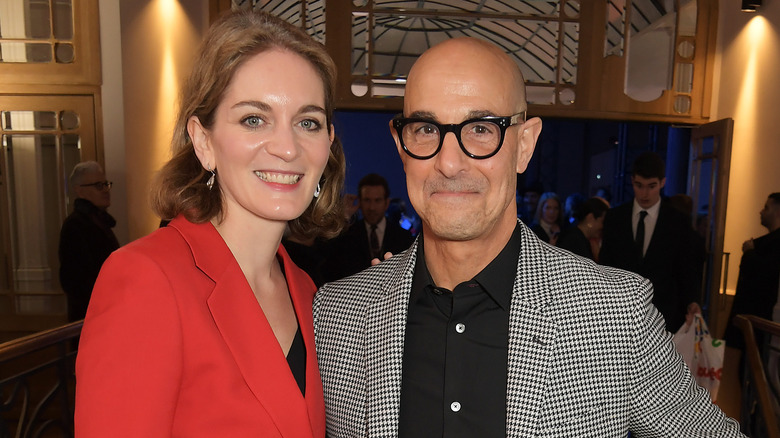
[370, 251, 394, 266]
[684, 302, 702, 328]
[342, 193, 359, 220]
[742, 238, 755, 253]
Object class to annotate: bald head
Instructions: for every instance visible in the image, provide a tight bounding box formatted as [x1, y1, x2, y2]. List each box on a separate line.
[406, 37, 528, 114]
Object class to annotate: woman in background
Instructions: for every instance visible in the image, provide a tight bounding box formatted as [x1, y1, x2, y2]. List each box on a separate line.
[75, 10, 344, 437]
[556, 197, 609, 260]
[531, 192, 563, 245]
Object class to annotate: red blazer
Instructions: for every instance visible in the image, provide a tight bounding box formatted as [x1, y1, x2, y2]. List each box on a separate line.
[75, 216, 325, 437]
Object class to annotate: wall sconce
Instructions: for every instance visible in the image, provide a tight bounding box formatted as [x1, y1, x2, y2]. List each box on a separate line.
[742, 0, 762, 12]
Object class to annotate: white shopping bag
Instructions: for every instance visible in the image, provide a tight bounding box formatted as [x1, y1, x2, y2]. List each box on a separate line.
[673, 314, 725, 402]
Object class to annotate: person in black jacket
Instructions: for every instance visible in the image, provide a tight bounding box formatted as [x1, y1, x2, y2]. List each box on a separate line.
[557, 197, 608, 261]
[322, 173, 414, 282]
[599, 152, 700, 331]
[724, 192, 780, 349]
[58, 161, 120, 321]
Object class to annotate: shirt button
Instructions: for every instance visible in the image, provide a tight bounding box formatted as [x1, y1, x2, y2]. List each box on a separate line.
[455, 323, 466, 333]
[450, 401, 461, 412]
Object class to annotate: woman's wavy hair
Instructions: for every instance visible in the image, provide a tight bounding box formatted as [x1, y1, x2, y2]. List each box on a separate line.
[151, 9, 345, 239]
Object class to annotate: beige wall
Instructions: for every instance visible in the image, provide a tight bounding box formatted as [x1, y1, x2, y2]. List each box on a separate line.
[712, 1, 780, 294]
[103, 0, 207, 242]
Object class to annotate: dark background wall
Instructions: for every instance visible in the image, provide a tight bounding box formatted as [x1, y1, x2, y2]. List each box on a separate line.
[333, 110, 692, 227]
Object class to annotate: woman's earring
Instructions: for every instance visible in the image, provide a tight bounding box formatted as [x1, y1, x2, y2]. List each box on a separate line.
[206, 167, 216, 190]
[314, 183, 321, 198]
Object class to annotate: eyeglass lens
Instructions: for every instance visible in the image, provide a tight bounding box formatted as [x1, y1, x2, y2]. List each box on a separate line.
[83, 181, 112, 190]
[401, 120, 502, 158]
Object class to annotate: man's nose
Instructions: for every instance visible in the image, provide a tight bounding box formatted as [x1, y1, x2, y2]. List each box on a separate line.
[434, 132, 468, 177]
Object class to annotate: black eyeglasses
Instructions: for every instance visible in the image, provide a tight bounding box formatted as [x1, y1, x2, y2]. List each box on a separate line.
[392, 112, 526, 160]
[80, 181, 113, 190]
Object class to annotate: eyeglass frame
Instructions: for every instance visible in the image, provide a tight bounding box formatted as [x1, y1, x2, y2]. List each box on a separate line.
[79, 181, 113, 190]
[392, 111, 526, 160]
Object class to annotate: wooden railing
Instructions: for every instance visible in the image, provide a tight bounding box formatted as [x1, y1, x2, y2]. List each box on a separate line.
[0, 321, 82, 438]
[734, 314, 780, 438]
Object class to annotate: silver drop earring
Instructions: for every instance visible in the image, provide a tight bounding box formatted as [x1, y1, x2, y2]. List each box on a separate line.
[314, 183, 321, 198]
[206, 167, 216, 190]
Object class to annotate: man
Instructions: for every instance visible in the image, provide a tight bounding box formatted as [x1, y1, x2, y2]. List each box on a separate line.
[323, 173, 413, 281]
[59, 161, 120, 321]
[599, 152, 701, 331]
[314, 38, 742, 436]
[724, 192, 780, 349]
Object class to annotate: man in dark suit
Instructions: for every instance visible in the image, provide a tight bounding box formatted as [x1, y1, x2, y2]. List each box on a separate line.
[58, 161, 120, 321]
[314, 38, 742, 436]
[599, 152, 701, 331]
[324, 173, 414, 281]
[724, 192, 780, 349]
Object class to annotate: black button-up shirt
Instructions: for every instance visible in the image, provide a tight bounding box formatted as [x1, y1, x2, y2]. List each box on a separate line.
[398, 224, 521, 437]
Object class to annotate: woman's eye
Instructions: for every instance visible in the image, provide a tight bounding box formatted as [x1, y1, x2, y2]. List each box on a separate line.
[242, 116, 262, 128]
[299, 119, 322, 131]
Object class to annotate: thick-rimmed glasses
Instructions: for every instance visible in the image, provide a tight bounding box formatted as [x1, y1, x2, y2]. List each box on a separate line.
[80, 181, 113, 190]
[392, 112, 526, 160]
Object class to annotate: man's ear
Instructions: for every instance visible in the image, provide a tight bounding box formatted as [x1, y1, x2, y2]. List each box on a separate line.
[516, 117, 542, 174]
[659, 177, 667, 190]
[188, 116, 213, 169]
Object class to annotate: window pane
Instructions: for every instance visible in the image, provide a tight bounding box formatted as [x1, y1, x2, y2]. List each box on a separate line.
[0, 42, 53, 63]
[1, 111, 57, 131]
[53, 0, 74, 40]
[54, 43, 74, 63]
[0, 0, 52, 39]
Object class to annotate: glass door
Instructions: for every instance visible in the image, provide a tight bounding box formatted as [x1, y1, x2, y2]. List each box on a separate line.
[688, 118, 734, 337]
[0, 95, 97, 313]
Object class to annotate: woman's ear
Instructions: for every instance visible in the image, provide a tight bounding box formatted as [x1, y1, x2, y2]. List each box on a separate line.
[188, 116, 213, 169]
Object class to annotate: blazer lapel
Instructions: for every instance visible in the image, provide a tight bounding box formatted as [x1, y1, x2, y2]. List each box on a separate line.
[506, 224, 559, 436]
[279, 245, 325, 437]
[172, 217, 311, 437]
[365, 242, 418, 437]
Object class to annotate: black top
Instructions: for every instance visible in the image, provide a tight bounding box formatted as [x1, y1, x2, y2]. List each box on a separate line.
[285, 326, 306, 396]
[398, 224, 521, 438]
[58, 198, 120, 321]
[599, 200, 700, 330]
[556, 226, 594, 260]
[724, 227, 780, 349]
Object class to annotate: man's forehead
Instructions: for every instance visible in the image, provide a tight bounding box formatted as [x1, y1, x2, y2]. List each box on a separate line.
[632, 176, 661, 185]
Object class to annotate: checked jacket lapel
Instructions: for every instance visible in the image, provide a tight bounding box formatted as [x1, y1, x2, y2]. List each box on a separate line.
[364, 243, 417, 437]
[506, 224, 559, 436]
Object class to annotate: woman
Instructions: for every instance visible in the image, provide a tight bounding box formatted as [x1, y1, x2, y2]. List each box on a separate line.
[531, 192, 563, 245]
[75, 10, 344, 437]
[556, 197, 609, 260]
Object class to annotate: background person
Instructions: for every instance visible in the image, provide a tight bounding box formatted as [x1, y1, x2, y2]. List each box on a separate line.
[724, 192, 780, 349]
[599, 151, 701, 331]
[58, 161, 119, 322]
[75, 10, 344, 437]
[556, 196, 608, 261]
[530, 191, 563, 245]
[323, 173, 414, 281]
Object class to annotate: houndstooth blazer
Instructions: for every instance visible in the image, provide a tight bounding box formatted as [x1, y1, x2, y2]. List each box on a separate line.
[313, 221, 745, 437]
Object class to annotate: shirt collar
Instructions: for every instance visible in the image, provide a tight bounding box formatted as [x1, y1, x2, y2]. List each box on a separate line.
[412, 223, 521, 311]
[632, 197, 661, 218]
